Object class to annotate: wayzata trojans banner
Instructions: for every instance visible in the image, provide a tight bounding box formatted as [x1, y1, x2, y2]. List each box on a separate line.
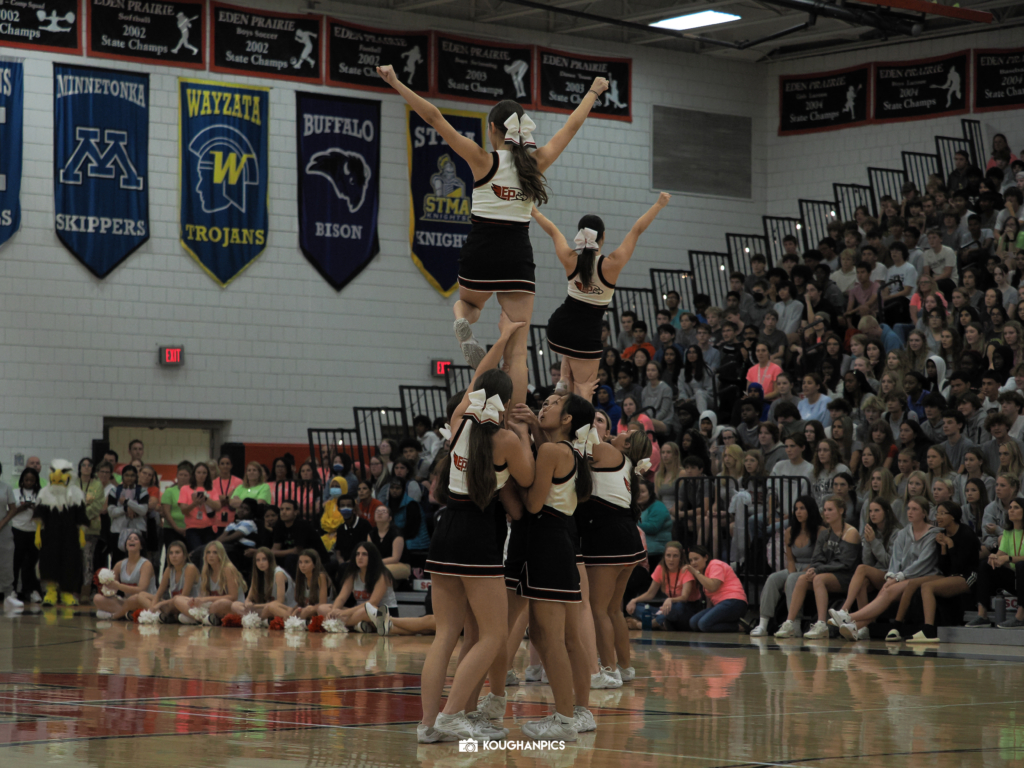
[179, 78, 269, 287]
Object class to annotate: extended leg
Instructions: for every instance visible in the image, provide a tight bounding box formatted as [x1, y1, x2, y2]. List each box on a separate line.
[496, 292, 535, 409]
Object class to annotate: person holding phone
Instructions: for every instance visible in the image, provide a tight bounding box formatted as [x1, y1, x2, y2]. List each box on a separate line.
[177, 462, 216, 554]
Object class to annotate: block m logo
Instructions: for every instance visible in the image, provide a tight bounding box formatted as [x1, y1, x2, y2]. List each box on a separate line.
[60, 127, 144, 190]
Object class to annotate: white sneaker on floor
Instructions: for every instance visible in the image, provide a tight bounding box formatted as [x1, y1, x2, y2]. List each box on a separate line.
[608, 667, 622, 685]
[774, 619, 801, 638]
[838, 623, 860, 641]
[417, 722, 459, 743]
[476, 693, 506, 721]
[437, 711, 508, 741]
[374, 604, 391, 636]
[856, 627, 870, 641]
[525, 664, 545, 682]
[573, 705, 597, 733]
[29, 591, 42, 604]
[828, 608, 852, 628]
[505, 669, 519, 687]
[591, 666, 622, 689]
[178, 613, 197, 625]
[95, 610, 113, 620]
[617, 665, 635, 682]
[803, 620, 830, 639]
[521, 712, 578, 742]
[749, 625, 768, 637]
[4, 594, 24, 611]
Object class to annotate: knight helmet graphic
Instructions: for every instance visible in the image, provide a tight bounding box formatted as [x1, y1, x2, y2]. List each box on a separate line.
[305, 148, 371, 213]
[188, 125, 259, 214]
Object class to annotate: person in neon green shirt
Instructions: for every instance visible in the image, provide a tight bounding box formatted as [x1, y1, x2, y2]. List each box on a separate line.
[970, 496, 1024, 629]
[231, 462, 273, 511]
[161, 461, 194, 543]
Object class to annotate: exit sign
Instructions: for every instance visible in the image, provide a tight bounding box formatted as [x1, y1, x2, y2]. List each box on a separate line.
[431, 359, 454, 378]
[159, 346, 185, 367]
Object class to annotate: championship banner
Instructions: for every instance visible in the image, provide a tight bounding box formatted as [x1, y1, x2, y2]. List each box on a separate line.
[327, 19, 429, 94]
[778, 65, 871, 135]
[435, 34, 534, 107]
[0, 60, 23, 249]
[873, 51, 969, 123]
[87, 0, 205, 69]
[211, 2, 322, 84]
[54, 64, 149, 278]
[974, 49, 1024, 113]
[179, 78, 269, 287]
[0, 0, 81, 54]
[538, 48, 631, 122]
[296, 92, 380, 291]
[408, 107, 484, 297]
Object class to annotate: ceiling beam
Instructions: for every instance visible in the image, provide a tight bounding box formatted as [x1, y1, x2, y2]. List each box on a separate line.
[394, 0, 459, 11]
[481, 0, 596, 24]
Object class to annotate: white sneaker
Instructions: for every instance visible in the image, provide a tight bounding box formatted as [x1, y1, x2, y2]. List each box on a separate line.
[804, 620, 830, 639]
[590, 666, 622, 689]
[525, 664, 545, 682]
[95, 610, 113, 620]
[617, 665, 635, 682]
[416, 722, 459, 743]
[828, 608, 852, 628]
[454, 319, 486, 369]
[749, 625, 768, 637]
[774, 619, 801, 638]
[436, 711, 507, 741]
[505, 669, 519, 687]
[374, 604, 391, 636]
[573, 705, 597, 732]
[178, 613, 197, 625]
[608, 667, 623, 685]
[521, 712, 578, 742]
[4, 594, 24, 611]
[29, 591, 42, 604]
[856, 627, 870, 641]
[476, 692, 506, 721]
[838, 623, 860, 641]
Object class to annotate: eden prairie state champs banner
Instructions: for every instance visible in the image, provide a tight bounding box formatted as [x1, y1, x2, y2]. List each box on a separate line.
[0, 60, 23, 249]
[87, 0, 206, 69]
[179, 78, 269, 287]
[54, 64, 149, 278]
[408, 107, 484, 296]
[873, 51, 970, 123]
[296, 92, 380, 291]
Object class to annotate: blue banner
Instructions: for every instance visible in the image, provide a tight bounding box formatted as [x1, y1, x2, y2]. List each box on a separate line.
[0, 60, 22, 249]
[179, 77, 269, 287]
[407, 107, 485, 297]
[54, 64, 149, 278]
[296, 92, 380, 291]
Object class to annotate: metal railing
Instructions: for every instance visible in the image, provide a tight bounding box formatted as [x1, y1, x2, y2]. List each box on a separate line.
[399, 385, 449, 432]
[650, 267, 695, 310]
[353, 406, 407, 462]
[762, 216, 804, 264]
[902, 151, 940, 196]
[530, 324, 559, 390]
[962, 118, 985, 168]
[797, 200, 838, 253]
[868, 167, 907, 212]
[687, 251, 733, 309]
[726, 232, 769, 269]
[833, 182, 874, 221]
[934, 135, 972, 180]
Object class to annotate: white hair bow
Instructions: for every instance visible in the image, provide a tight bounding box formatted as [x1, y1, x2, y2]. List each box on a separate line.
[572, 425, 600, 458]
[574, 228, 599, 254]
[439, 424, 452, 442]
[504, 112, 536, 147]
[634, 458, 652, 476]
[466, 390, 505, 425]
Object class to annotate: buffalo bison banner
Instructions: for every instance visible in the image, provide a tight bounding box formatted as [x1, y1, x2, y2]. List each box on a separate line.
[974, 49, 1024, 113]
[327, 19, 430, 94]
[0, 60, 23, 249]
[778, 65, 870, 135]
[435, 34, 534, 107]
[179, 78, 269, 287]
[296, 92, 380, 291]
[54, 64, 149, 278]
[0, 0, 81, 54]
[538, 48, 631, 122]
[212, 2, 322, 84]
[408, 107, 485, 297]
[87, 0, 205, 69]
[873, 51, 969, 123]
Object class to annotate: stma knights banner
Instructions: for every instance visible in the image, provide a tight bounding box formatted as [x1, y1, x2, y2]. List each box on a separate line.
[179, 77, 269, 287]
[407, 107, 485, 297]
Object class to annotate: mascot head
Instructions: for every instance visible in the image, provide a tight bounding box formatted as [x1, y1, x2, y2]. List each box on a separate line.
[48, 459, 74, 487]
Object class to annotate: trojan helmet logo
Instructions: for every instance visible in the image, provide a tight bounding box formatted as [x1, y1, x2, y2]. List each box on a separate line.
[188, 126, 259, 214]
[452, 453, 468, 471]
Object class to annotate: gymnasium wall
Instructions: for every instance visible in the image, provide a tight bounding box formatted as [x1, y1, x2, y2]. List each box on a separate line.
[0, 0, 768, 467]
[765, 27, 1024, 216]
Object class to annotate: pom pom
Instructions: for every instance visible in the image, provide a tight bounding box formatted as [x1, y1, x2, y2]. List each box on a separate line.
[322, 618, 348, 634]
[221, 613, 243, 628]
[307, 615, 325, 633]
[284, 616, 306, 632]
[268, 617, 285, 631]
[241, 612, 264, 629]
[127, 609, 142, 623]
[98, 568, 116, 585]
[188, 605, 210, 623]
[137, 610, 161, 625]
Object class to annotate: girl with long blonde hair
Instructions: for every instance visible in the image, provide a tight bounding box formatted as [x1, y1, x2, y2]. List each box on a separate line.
[171, 540, 246, 625]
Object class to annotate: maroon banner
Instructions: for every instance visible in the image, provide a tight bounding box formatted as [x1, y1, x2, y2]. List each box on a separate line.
[433, 33, 534, 108]
[326, 19, 430, 95]
[974, 48, 1024, 114]
[211, 2, 323, 84]
[778, 64, 871, 136]
[536, 47, 631, 123]
[873, 51, 970, 124]
[87, 0, 206, 70]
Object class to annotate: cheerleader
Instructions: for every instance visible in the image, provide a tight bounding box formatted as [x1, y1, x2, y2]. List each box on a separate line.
[92, 531, 156, 620]
[580, 422, 653, 687]
[510, 393, 598, 741]
[318, 542, 398, 630]
[532, 193, 672, 397]
[289, 549, 330, 620]
[418, 312, 536, 744]
[137, 539, 198, 619]
[376, 63, 608, 408]
[230, 547, 295, 620]
[171, 541, 246, 625]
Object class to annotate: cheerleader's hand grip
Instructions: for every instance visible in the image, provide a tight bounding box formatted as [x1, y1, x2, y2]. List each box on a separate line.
[35, 520, 42, 549]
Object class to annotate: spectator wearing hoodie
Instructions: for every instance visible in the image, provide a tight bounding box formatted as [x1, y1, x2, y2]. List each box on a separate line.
[594, 385, 622, 426]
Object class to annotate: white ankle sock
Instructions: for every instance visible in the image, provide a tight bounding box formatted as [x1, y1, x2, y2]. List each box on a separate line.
[758, 617, 769, 630]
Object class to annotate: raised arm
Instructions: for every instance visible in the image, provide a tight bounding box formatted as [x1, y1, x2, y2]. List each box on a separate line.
[376, 65, 492, 177]
[603, 193, 672, 280]
[532, 77, 609, 172]
[531, 207, 577, 274]
[451, 313, 526, 426]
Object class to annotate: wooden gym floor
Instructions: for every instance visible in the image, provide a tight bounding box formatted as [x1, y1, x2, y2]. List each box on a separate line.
[1, 610, 1023, 767]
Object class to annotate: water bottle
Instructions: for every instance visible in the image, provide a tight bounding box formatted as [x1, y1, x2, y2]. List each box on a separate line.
[994, 596, 1006, 624]
[640, 603, 653, 631]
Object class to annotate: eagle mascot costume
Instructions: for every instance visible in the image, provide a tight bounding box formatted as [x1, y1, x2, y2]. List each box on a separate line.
[34, 459, 88, 606]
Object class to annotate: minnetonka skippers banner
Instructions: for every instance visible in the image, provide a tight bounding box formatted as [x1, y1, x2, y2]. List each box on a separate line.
[778, 65, 870, 135]
[87, 0, 206, 69]
[0, 0, 81, 54]
[212, 2, 322, 84]
[873, 51, 969, 123]
[179, 78, 269, 287]
[327, 19, 429, 94]
[408, 107, 485, 297]
[54, 64, 149, 278]
[538, 48, 631, 122]
[435, 34, 534, 107]
[296, 92, 380, 291]
[0, 60, 23, 249]
[974, 49, 1024, 113]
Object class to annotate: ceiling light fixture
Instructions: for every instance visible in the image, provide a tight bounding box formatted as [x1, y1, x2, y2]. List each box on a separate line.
[651, 10, 741, 32]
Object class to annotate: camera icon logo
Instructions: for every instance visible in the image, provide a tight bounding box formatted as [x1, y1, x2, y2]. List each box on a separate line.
[458, 739, 479, 752]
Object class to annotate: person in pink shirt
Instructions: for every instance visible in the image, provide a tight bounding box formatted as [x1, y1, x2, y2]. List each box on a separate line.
[746, 342, 783, 400]
[681, 544, 748, 632]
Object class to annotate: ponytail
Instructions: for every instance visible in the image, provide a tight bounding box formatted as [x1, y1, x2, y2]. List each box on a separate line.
[458, 370, 513, 510]
[622, 428, 653, 521]
[575, 214, 605, 290]
[487, 100, 548, 205]
[562, 394, 596, 504]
